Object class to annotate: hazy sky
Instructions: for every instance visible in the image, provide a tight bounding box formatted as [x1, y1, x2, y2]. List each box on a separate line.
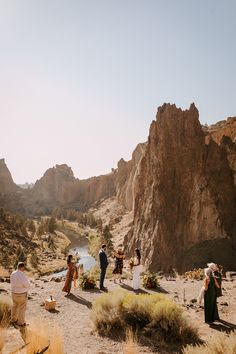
[1, 0, 236, 184]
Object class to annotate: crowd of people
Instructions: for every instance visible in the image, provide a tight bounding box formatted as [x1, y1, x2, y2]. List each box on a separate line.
[9, 248, 223, 329]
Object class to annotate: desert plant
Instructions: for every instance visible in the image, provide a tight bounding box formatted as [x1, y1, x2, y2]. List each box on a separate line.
[0, 295, 12, 327]
[184, 268, 204, 280]
[184, 331, 236, 353]
[30, 251, 39, 268]
[0, 328, 5, 353]
[91, 290, 198, 345]
[142, 271, 159, 289]
[123, 329, 139, 354]
[25, 321, 64, 354]
[79, 272, 96, 290]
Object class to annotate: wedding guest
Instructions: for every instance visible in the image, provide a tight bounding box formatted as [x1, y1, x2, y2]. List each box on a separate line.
[132, 248, 142, 290]
[10, 262, 30, 327]
[112, 246, 125, 283]
[99, 244, 108, 290]
[204, 265, 220, 324]
[62, 255, 77, 296]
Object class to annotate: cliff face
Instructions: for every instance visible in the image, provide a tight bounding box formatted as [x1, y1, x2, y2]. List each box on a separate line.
[126, 104, 236, 272]
[115, 143, 146, 210]
[26, 164, 116, 214]
[0, 159, 19, 194]
[205, 117, 236, 145]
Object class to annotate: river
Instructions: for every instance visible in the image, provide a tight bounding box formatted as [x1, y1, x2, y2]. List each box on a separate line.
[54, 227, 96, 277]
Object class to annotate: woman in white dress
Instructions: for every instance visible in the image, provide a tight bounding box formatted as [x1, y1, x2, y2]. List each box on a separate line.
[132, 248, 141, 290]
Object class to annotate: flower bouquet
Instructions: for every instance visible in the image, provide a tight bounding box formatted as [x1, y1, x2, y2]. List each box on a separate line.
[129, 258, 134, 271]
[142, 271, 159, 289]
[78, 272, 96, 290]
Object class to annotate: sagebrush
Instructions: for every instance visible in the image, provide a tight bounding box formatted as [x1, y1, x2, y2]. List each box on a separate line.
[0, 295, 12, 327]
[91, 290, 198, 345]
[184, 331, 236, 354]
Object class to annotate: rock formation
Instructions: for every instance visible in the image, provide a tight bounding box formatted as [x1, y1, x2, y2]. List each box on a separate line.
[125, 103, 236, 272]
[0, 159, 19, 194]
[115, 143, 146, 210]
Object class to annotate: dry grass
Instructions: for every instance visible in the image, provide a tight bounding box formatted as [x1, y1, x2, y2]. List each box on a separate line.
[91, 290, 198, 346]
[184, 269, 204, 280]
[123, 329, 139, 354]
[24, 321, 64, 354]
[0, 328, 6, 353]
[0, 295, 12, 327]
[184, 331, 236, 354]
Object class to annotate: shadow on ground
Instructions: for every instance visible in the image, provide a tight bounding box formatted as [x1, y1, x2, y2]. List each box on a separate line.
[66, 293, 92, 308]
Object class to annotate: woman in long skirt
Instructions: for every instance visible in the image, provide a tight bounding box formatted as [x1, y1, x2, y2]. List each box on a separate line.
[132, 248, 141, 290]
[62, 255, 76, 296]
[112, 247, 125, 283]
[204, 267, 220, 323]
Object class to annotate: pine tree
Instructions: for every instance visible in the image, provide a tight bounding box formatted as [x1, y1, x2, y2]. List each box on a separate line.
[102, 225, 113, 254]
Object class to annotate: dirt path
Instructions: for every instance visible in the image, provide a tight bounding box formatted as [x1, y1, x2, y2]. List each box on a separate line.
[1, 276, 236, 354]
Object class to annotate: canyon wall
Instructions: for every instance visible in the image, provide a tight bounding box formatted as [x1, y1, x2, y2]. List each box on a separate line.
[125, 104, 236, 272]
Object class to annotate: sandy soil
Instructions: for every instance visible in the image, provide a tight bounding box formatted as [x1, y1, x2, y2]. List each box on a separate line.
[1, 273, 236, 354]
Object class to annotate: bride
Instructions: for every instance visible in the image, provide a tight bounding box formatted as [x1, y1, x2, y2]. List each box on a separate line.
[132, 248, 141, 290]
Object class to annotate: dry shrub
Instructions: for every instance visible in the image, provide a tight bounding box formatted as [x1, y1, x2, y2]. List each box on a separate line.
[0, 328, 6, 353]
[184, 269, 204, 280]
[123, 329, 139, 354]
[184, 331, 236, 354]
[25, 321, 64, 354]
[91, 290, 198, 345]
[0, 295, 12, 327]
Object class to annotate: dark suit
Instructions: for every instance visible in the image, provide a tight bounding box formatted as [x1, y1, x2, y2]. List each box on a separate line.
[99, 249, 108, 289]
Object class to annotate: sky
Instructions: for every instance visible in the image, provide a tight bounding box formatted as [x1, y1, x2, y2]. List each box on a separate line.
[0, 0, 236, 184]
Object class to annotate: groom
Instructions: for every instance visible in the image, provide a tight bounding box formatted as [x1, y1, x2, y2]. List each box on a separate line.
[99, 244, 108, 290]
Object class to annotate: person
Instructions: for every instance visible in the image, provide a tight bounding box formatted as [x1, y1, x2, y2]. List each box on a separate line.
[62, 255, 77, 295]
[212, 264, 223, 298]
[112, 247, 125, 283]
[132, 248, 142, 290]
[99, 244, 108, 290]
[10, 262, 30, 327]
[204, 265, 220, 324]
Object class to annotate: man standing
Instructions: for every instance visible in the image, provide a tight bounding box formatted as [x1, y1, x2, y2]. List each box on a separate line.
[10, 262, 30, 327]
[99, 244, 108, 290]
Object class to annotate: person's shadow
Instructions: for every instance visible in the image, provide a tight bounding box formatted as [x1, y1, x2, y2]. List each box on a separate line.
[120, 283, 149, 294]
[66, 293, 92, 309]
[209, 319, 236, 333]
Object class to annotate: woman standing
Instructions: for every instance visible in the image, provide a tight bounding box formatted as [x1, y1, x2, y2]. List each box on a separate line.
[112, 247, 125, 283]
[132, 248, 141, 290]
[204, 266, 220, 323]
[62, 255, 77, 296]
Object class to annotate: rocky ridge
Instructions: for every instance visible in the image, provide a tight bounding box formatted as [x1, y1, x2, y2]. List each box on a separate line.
[125, 103, 236, 272]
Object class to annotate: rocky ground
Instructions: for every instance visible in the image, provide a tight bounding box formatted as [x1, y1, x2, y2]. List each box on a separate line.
[1, 271, 236, 354]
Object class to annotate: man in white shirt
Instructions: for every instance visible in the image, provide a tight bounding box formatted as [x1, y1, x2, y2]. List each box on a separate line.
[10, 262, 30, 326]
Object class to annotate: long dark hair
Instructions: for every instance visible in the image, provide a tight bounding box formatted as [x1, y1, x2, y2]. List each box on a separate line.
[135, 248, 141, 261]
[67, 254, 73, 265]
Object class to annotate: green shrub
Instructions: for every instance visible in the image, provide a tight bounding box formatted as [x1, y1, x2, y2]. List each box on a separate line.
[91, 290, 198, 345]
[142, 271, 159, 289]
[0, 295, 12, 327]
[79, 272, 96, 290]
[184, 331, 236, 354]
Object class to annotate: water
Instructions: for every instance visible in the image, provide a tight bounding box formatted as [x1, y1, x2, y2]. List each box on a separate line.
[53, 232, 96, 277]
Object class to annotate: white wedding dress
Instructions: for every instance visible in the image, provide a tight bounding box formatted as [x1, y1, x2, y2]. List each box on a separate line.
[132, 257, 142, 290]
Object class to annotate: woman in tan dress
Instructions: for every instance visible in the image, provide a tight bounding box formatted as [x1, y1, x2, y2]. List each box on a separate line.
[62, 255, 76, 295]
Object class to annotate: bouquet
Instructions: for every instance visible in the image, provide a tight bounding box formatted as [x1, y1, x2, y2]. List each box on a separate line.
[129, 258, 134, 271]
[142, 272, 159, 289]
[78, 272, 96, 290]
